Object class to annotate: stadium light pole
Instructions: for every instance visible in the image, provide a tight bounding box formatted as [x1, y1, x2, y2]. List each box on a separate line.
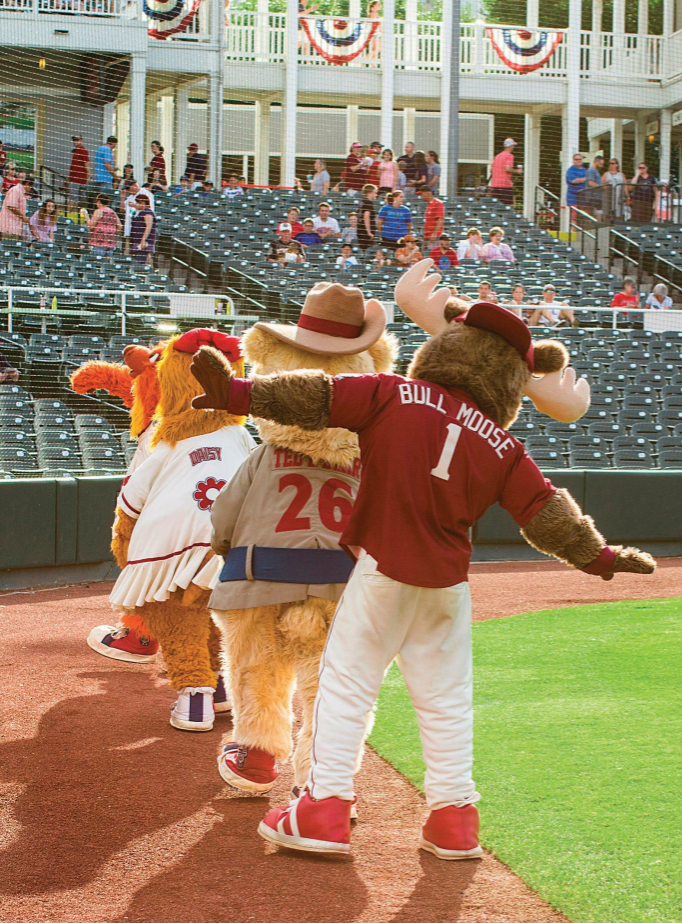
[445, 0, 461, 200]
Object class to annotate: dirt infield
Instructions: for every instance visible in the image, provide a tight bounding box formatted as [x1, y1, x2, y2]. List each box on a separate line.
[1, 561, 679, 923]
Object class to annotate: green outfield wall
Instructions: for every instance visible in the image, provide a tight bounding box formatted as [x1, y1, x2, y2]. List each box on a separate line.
[0, 473, 679, 589]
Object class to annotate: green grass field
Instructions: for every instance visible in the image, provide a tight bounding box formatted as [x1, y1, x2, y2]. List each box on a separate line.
[370, 598, 682, 923]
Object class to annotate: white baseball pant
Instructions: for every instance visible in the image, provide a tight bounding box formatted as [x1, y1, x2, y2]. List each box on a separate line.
[309, 550, 480, 810]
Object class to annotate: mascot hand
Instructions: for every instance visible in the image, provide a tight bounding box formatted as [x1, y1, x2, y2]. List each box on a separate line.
[599, 545, 657, 581]
[191, 346, 233, 410]
[111, 508, 136, 568]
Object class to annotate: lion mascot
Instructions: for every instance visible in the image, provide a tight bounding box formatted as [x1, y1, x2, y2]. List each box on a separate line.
[203, 284, 396, 797]
[190, 261, 656, 857]
[107, 328, 255, 731]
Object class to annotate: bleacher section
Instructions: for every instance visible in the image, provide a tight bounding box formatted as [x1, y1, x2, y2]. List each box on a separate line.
[1, 190, 680, 474]
[610, 223, 682, 295]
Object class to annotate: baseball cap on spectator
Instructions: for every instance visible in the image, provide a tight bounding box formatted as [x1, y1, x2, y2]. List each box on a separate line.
[402, 234, 418, 243]
[439, 234, 451, 241]
[543, 284, 556, 292]
[503, 138, 517, 147]
[279, 223, 293, 233]
[303, 218, 314, 225]
[351, 142, 363, 149]
[72, 135, 82, 142]
[188, 143, 199, 150]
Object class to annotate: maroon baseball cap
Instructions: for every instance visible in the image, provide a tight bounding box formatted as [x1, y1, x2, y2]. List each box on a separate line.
[455, 302, 534, 371]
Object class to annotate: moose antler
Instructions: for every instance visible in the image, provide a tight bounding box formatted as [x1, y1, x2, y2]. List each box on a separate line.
[523, 367, 591, 423]
[394, 259, 451, 336]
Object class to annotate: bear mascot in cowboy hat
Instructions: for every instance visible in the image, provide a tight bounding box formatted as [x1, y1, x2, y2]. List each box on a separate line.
[190, 260, 656, 857]
[107, 328, 256, 731]
[71, 342, 164, 664]
[203, 282, 396, 798]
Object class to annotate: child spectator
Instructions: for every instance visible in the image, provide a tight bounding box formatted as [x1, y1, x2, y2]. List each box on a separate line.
[396, 159, 408, 194]
[312, 202, 341, 239]
[336, 243, 359, 270]
[341, 213, 358, 244]
[373, 248, 390, 268]
[279, 207, 304, 237]
[28, 199, 57, 243]
[222, 174, 244, 198]
[610, 278, 640, 309]
[295, 219, 323, 248]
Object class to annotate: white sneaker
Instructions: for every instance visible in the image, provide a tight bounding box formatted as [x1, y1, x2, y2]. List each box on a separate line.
[214, 674, 233, 714]
[87, 624, 159, 664]
[169, 687, 215, 732]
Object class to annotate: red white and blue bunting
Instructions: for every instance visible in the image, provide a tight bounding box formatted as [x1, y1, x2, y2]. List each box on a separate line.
[485, 28, 564, 73]
[143, 0, 202, 39]
[300, 18, 380, 64]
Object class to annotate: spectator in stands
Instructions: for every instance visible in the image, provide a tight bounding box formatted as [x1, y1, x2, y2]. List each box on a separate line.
[365, 142, 383, 188]
[373, 248, 390, 268]
[457, 226, 484, 262]
[402, 141, 418, 194]
[611, 277, 640, 309]
[584, 154, 605, 218]
[295, 218, 323, 249]
[377, 189, 412, 250]
[123, 182, 154, 254]
[341, 212, 358, 244]
[528, 284, 575, 327]
[449, 283, 472, 303]
[420, 185, 445, 248]
[482, 226, 516, 262]
[565, 153, 587, 215]
[377, 149, 399, 192]
[268, 222, 296, 261]
[413, 151, 428, 192]
[28, 199, 57, 243]
[645, 283, 672, 310]
[428, 234, 458, 269]
[280, 207, 304, 237]
[477, 279, 498, 303]
[147, 141, 167, 185]
[200, 181, 216, 197]
[309, 159, 331, 195]
[602, 157, 628, 220]
[629, 163, 659, 223]
[395, 234, 423, 267]
[358, 184, 378, 250]
[0, 173, 31, 240]
[396, 159, 408, 194]
[94, 136, 118, 191]
[312, 201, 341, 239]
[83, 194, 121, 257]
[0, 349, 19, 383]
[173, 176, 191, 196]
[503, 282, 526, 317]
[2, 165, 18, 193]
[489, 138, 521, 206]
[185, 143, 206, 188]
[148, 169, 168, 194]
[118, 164, 137, 211]
[68, 136, 90, 208]
[130, 193, 157, 265]
[425, 151, 441, 195]
[222, 173, 244, 199]
[0, 141, 6, 177]
[336, 243, 359, 270]
[343, 143, 367, 195]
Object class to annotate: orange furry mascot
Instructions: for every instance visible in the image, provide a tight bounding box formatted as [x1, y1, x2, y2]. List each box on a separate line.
[71, 345, 163, 663]
[107, 328, 255, 731]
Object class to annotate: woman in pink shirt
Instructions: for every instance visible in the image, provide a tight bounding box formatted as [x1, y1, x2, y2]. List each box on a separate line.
[378, 149, 399, 192]
[83, 193, 121, 256]
[28, 199, 57, 243]
[482, 226, 516, 263]
[0, 176, 30, 239]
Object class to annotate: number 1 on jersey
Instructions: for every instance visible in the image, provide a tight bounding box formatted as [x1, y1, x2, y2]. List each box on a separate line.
[431, 423, 462, 481]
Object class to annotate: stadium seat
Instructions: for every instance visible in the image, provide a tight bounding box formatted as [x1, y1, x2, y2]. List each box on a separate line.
[658, 447, 682, 468]
[614, 448, 655, 468]
[528, 448, 566, 468]
[569, 448, 611, 468]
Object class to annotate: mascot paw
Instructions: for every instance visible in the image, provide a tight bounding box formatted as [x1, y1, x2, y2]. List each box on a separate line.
[601, 545, 657, 581]
[191, 346, 234, 410]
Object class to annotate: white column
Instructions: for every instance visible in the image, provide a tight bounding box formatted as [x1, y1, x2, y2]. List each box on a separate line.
[281, 0, 298, 187]
[380, 0, 395, 147]
[159, 95, 174, 180]
[439, 0, 452, 194]
[347, 105, 359, 149]
[144, 95, 157, 172]
[591, 0, 603, 72]
[566, 0, 582, 160]
[611, 118, 623, 164]
[103, 103, 115, 142]
[612, 0, 625, 33]
[634, 115, 647, 171]
[659, 108, 672, 183]
[254, 99, 271, 186]
[115, 101, 129, 172]
[255, 0, 269, 60]
[208, 73, 224, 187]
[349, 0, 361, 16]
[663, 0, 674, 34]
[592, 0, 603, 30]
[404, 107, 416, 146]
[405, 0, 418, 70]
[637, 0, 649, 35]
[523, 111, 540, 221]
[527, 0, 539, 28]
[129, 53, 147, 183]
[173, 86, 190, 183]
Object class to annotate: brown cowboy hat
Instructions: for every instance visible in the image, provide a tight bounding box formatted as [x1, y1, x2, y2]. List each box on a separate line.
[254, 282, 386, 356]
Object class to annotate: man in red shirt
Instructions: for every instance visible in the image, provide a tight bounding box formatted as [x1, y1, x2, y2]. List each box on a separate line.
[420, 185, 445, 247]
[190, 266, 654, 859]
[366, 141, 383, 188]
[489, 138, 522, 206]
[68, 136, 90, 208]
[610, 278, 640, 309]
[343, 142, 367, 194]
[147, 140, 167, 185]
[429, 234, 459, 269]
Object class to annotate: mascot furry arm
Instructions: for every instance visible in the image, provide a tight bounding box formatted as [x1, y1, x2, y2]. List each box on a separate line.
[191, 272, 654, 584]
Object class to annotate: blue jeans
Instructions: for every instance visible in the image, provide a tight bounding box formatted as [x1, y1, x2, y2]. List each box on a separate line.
[91, 246, 113, 257]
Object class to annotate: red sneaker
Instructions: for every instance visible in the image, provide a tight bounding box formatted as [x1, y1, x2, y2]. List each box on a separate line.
[258, 792, 352, 855]
[87, 625, 159, 664]
[218, 743, 279, 793]
[419, 804, 484, 860]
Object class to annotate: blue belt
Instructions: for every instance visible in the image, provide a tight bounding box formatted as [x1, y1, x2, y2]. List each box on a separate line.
[219, 545, 354, 585]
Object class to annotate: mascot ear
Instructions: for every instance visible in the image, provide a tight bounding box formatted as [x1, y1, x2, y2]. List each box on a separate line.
[533, 339, 569, 374]
[368, 334, 398, 373]
[242, 326, 276, 367]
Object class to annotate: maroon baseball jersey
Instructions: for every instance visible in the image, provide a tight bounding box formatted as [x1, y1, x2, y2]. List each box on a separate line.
[229, 374, 556, 588]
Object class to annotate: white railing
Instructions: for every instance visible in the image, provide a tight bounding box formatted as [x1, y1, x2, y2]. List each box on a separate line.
[162, 0, 212, 41]
[224, 15, 668, 82]
[0, 0, 132, 14]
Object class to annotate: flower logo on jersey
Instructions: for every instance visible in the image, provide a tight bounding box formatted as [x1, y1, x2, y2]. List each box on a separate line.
[193, 477, 226, 511]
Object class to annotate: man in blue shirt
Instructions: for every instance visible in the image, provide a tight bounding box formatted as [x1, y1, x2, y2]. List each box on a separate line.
[565, 153, 587, 210]
[377, 189, 412, 250]
[94, 136, 118, 189]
